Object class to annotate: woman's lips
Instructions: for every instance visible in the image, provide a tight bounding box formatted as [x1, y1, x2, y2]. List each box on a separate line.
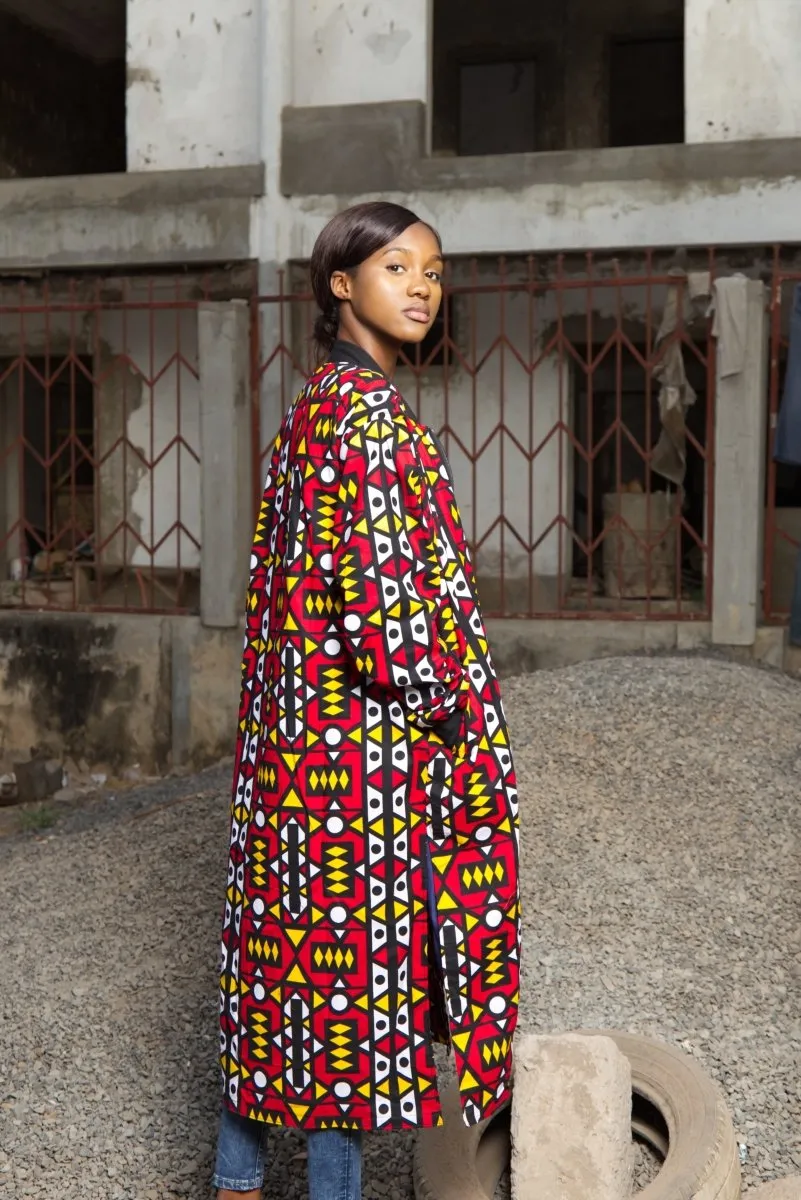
[403, 308, 430, 324]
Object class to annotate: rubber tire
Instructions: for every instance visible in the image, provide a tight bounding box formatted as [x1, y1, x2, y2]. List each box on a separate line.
[413, 1030, 741, 1200]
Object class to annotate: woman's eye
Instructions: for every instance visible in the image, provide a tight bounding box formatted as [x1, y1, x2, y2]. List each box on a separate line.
[386, 264, 404, 274]
[427, 271, 442, 283]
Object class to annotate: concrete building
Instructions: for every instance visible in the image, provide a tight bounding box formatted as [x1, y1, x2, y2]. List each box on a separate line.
[0, 0, 799, 771]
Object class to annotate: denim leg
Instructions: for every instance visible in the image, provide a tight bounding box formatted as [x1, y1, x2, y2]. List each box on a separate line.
[212, 1103, 266, 1192]
[307, 1129, 363, 1200]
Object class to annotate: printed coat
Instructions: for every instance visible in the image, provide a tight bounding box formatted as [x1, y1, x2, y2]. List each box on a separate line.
[219, 342, 521, 1132]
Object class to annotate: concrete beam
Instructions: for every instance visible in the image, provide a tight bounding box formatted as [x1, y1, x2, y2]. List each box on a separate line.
[0, 164, 263, 269]
[512, 1033, 632, 1200]
[198, 301, 253, 629]
[281, 101, 425, 196]
[712, 280, 769, 646]
[485, 617, 712, 675]
[280, 102, 801, 195]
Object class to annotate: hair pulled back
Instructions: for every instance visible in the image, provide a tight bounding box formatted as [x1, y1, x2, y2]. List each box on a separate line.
[309, 202, 441, 360]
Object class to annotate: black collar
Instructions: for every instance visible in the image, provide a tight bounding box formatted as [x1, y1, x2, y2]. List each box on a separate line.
[331, 339, 387, 378]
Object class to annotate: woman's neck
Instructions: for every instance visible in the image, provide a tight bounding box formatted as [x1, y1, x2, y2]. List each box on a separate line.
[335, 318, 399, 380]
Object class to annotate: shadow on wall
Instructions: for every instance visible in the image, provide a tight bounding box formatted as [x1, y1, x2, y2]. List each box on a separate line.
[0, 613, 241, 772]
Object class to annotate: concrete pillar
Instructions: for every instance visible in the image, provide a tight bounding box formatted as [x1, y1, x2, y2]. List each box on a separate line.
[532, 351, 575, 609]
[198, 300, 253, 628]
[511, 1033, 632, 1200]
[711, 280, 769, 647]
[290, 0, 430, 107]
[686, 0, 801, 143]
[126, 0, 262, 171]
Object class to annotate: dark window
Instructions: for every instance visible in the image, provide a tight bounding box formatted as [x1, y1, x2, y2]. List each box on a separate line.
[608, 37, 685, 148]
[0, 6, 126, 179]
[458, 59, 538, 156]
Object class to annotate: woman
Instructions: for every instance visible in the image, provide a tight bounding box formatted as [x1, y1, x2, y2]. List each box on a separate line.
[214, 202, 521, 1199]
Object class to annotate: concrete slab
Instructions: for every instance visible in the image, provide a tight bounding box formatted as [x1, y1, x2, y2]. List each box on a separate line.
[487, 618, 652, 674]
[0, 165, 263, 269]
[511, 1033, 632, 1200]
[676, 621, 713, 651]
[280, 112, 801, 195]
[751, 626, 787, 670]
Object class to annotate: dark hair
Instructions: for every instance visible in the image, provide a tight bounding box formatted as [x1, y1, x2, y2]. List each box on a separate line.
[309, 201, 441, 359]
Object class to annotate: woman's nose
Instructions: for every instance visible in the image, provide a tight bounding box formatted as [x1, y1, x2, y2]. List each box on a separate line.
[409, 273, 431, 297]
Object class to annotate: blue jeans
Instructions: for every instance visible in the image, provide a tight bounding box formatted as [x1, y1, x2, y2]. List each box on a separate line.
[213, 1103, 362, 1198]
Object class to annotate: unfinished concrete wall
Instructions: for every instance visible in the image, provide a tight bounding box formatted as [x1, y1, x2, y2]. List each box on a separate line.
[261, 0, 801, 264]
[686, 0, 801, 143]
[126, 0, 260, 170]
[0, 9, 125, 177]
[0, 612, 241, 772]
[292, 0, 430, 108]
[0, 610, 789, 772]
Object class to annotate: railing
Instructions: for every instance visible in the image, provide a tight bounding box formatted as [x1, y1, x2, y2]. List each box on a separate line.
[252, 250, 717, 620]
[17, 248, 800, 625]
[0, 275, 209, 614]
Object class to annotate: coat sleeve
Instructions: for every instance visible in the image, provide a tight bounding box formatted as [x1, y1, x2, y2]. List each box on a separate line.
[332, 413, 469, 744]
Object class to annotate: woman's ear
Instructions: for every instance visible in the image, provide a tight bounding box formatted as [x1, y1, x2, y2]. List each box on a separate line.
[330, 270, 352, 302]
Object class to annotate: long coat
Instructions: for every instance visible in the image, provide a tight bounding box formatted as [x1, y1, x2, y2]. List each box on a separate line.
[219, 341, 521, 1132]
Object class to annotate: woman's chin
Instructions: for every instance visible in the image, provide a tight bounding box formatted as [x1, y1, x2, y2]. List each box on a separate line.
[397, 322, 432, 345]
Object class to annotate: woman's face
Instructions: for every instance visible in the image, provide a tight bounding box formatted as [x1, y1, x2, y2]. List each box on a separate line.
[331, 222, 443, 347]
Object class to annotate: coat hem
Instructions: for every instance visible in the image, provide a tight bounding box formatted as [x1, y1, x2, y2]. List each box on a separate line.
[221, 1091, 445, 1133]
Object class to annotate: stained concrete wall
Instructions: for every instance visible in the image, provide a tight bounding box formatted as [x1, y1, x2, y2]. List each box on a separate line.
[291, 0, 430, 108]
[0, 608, 790, 771]
[686, 0, 801, 143]
[0, 612, 241, 772]
[0, 167, 261, 271]
[126, 0, 261, 170]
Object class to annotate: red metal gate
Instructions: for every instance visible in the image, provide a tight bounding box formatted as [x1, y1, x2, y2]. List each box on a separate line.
[0, 275, 207, 614]
[252, 251, 716, 620]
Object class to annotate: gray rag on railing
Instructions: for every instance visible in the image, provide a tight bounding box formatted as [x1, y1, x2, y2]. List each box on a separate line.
[651, 269, 697, 487]
[651, 270, 747, 486]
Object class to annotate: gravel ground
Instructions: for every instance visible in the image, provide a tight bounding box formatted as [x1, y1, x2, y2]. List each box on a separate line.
[0, 654, 799, 1199]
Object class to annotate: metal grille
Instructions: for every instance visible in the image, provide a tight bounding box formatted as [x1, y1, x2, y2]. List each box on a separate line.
[0, 276, 207, 613]
[253, 251, 717, 620]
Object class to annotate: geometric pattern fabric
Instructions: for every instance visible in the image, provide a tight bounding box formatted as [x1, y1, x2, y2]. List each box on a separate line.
[219, 343, 521, 1131]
